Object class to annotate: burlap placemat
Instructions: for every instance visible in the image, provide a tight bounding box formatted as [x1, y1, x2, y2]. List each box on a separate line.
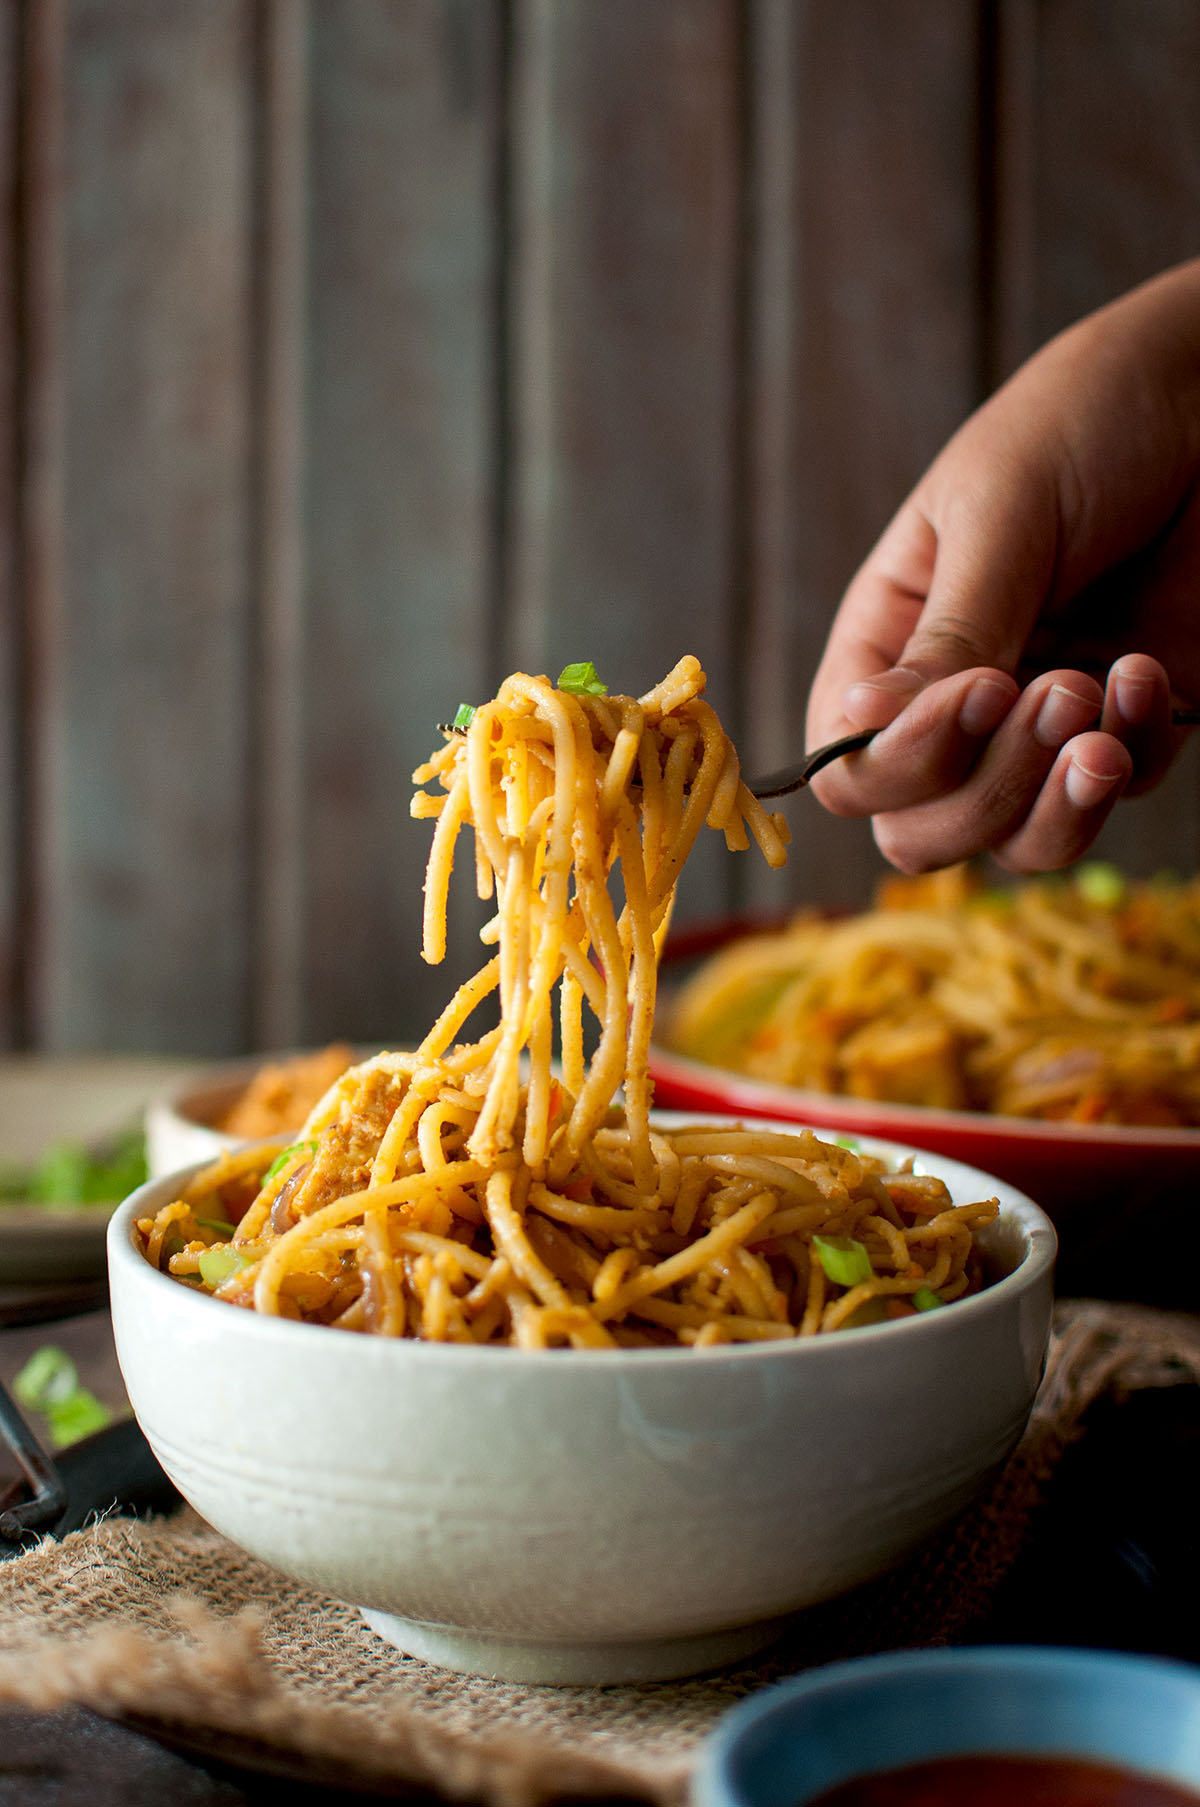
[1, 1299, 1198, 1805]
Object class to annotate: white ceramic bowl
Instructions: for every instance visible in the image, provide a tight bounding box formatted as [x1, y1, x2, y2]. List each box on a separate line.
[108, 1122, 1056, 1686]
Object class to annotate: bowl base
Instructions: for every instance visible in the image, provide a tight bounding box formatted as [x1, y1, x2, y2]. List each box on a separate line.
[359, 1606, 788, 1685]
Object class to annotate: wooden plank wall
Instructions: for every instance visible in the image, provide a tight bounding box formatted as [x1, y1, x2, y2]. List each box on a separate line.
[0, 1, 17, 1047]
[1, 0, 1198, 1056]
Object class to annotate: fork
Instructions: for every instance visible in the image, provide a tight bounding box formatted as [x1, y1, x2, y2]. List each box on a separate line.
[749, 709, 1200, 799]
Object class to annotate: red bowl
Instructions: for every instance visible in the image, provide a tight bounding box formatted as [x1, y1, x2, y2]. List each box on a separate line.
[649, 920, 1200, 1305]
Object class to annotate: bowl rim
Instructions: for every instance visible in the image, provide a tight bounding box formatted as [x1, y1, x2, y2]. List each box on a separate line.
[108, 1115, 1056, 1369]
[695, 1643, 1200, 1803]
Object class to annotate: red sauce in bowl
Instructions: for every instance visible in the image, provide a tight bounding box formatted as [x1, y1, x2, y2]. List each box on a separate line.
[809, 1753, 1200, 1806]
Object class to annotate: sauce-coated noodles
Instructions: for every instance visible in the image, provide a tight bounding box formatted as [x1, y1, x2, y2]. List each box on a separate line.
[668, 864, 1200, 1124]
[139, 659, 998, 1346]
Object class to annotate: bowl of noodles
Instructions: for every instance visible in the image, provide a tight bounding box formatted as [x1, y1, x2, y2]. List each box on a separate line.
[650, 866, 1200, 1234]
[109, 1116, 1054, 1685]
[108, 659, 1055, 1683]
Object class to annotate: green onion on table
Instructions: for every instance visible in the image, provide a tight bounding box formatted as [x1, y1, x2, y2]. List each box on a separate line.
[0, 1128, 147, 1209]
[12, 1346, 112, 1448]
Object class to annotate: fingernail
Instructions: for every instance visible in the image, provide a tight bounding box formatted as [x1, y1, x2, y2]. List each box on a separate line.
[1064, 756, 1121, 811]
[843, 668, 923, 729]
[1114, 670, 1155, 725]
[1035, 684, 1100, 749]
[958, 676, 1015, 737]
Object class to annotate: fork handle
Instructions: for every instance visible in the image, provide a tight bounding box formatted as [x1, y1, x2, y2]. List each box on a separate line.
[749, 731, 878, 798]
[751, 709, 1200, 801]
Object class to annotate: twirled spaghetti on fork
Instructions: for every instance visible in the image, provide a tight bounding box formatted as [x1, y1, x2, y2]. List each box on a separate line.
[138, 657, 998, 1346]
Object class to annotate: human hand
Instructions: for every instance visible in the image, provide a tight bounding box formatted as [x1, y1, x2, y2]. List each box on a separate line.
[806, 258, 1200, 873]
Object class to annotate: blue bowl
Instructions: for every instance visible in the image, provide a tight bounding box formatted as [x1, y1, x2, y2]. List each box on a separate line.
[693, 1646, 1200, 1806]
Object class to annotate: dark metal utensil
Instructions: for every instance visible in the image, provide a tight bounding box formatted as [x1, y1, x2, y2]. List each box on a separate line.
[0, 1380, 177, 1555]
[748, 730, 879, 799]
[750, 709, 1200, 800]
[0, 1377, 67, 1542]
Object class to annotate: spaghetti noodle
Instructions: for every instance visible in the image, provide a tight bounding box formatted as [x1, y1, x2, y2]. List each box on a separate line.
[667, 865, 1200, 1125]
[138, 658, 998, 1345]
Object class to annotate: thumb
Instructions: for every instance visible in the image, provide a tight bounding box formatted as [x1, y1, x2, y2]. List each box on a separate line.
[842, 456, 1060, 731]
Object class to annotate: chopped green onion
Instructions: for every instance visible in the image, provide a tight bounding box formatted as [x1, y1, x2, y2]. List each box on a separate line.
[13, 1345, 79, 1410]
[13, 1346, 113, 1449]
[1075, 861, 1126, 909]
[833, 1134, 861, 1151]
[813, 1234, 874, 1288]
[557, 661, 608, 697]
[24, 1141, 90, 1203]
[198, 1246, 253, 1289]
[46, 1392, 112, 1445]
[912, 1285, 944, 1312]
[263, 1139, 318, 1183]
[194, 1217, 236, 1236]
[0, 1127, 147, 1208]
[452, 703, 476, 729]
